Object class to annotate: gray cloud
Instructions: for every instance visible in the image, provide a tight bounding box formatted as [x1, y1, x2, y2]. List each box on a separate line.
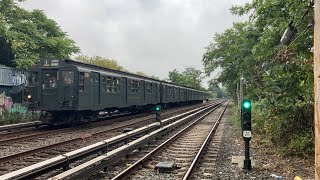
[20, 0, 249, 87]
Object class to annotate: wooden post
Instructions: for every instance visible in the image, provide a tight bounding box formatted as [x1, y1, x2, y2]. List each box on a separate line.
[314, 0, 320, 179]
[240, 74, 243, 104]
[236, 82, 239, 106]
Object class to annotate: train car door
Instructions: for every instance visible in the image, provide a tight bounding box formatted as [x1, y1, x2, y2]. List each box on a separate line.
[141, 80, 145, 104]
[120, 77, 127, 106]
[91, 72, 100, 106]
[61, 70, 75, 108]
[41, 69, 59, 109]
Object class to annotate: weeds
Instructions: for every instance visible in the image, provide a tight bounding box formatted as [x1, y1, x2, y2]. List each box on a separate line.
[0, 111, 40, 125]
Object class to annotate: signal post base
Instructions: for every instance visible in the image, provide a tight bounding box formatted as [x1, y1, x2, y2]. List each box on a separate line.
[231, 156, 255, 169]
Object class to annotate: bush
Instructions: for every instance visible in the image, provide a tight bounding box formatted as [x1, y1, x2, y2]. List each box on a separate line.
[0, 111, 40, 125]
[288, 133, 314, 157]
[230, 105, 241, 131]
[252, 99, 314, 157]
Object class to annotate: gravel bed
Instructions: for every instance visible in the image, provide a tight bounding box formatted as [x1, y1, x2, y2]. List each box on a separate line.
[213, 104, 314, 179]
[0, 103, 209, 175]
[127, 104, 226, 180]
[0, 103, 204, 158]
[48, 103, 222, 180]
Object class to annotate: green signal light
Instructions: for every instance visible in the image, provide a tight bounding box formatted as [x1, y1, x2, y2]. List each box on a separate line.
[155, 106, 161, 111]
[242, 100, 251, 109]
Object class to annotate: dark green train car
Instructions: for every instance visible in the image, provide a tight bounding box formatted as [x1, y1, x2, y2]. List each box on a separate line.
[25, 59, 208, 125]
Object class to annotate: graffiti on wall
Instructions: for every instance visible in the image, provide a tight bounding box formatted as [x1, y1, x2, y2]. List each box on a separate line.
[0, 67, 28, 86]
[0, 92, 27, 115]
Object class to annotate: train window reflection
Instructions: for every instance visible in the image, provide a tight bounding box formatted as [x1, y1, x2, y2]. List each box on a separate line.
[29, 72, 38, 85]
[62, 71, 74, 84]
[79, 72, 84, 91]
[43, 71, 57, 89]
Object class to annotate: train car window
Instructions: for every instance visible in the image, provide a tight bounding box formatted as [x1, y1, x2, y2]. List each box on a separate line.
[106, 76, 112, 92]
[62, 71, 74, 84]
[168, 87, 172, 95]
[79, 72, 84, 91]
[111, 78, 116, 92]
[130, 81, 133, 93]
[150, 83, 153, 93]
[101, 76, 106, 91]
[29, 72, 38, 85]
[131, 81, 135, 93]
[146, 83, 150, 94]
[146, 83, 153, 93]
[130, 80, 138, 93]
[43, 71, 57, 89]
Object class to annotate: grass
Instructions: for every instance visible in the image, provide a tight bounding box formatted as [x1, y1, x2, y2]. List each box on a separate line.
[229, 105, 242, 131]
[0, 111, 40, 126]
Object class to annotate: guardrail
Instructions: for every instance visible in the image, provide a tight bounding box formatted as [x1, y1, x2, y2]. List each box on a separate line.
[0, 101, 222, 180]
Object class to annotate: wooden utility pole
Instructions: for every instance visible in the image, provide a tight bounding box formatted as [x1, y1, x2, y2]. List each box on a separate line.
[240, 74, 243, 104]
[314, 0, 320, 179]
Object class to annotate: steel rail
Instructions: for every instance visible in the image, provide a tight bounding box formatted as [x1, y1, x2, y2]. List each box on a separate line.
[110, 101, 227, 180]
[0, 104, 188, 145]
[0, 102, 216, 164]
[0, 121, 44, 132]
[183, 101, 229, 180]
[0, 129, 64, 145]
[0, 103, 205, 145]
[0, 102, 221, 180]
[48, 102, 223, 180]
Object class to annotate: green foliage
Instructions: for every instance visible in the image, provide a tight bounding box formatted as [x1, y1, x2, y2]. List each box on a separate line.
[74, 54, 127, 72]
[74, 55, 160, 79]
[0, 0, 80, 69]
[207, 79, 228, 98]
[168, 68, 203, 90]
[203, 0, 314, 155]
[229, 105, 241, 131]
[288, 133, 314, 157]
[150, 75, 160, 80]
[0, 111, 40, 125]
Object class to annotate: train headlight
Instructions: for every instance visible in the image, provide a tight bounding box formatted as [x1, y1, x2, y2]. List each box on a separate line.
[27, 95, 32, 99]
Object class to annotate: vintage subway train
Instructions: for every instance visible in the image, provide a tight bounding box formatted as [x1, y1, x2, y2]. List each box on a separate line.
[24, 59, 209, 125]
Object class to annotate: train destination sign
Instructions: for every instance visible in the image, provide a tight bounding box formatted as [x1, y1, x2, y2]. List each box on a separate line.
[43, 59, 59, 67]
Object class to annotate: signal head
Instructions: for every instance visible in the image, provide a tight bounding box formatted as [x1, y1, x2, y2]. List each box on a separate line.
[155, 106, 161, 111]
[242, 100, 251, 109]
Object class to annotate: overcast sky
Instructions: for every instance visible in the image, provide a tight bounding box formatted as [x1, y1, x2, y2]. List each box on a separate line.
[20, 0, 249, 88]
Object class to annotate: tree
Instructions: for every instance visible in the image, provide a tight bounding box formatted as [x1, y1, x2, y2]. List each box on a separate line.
[203, 0, 314, 156]
[168, 68, 203, 89]
[0, 0, 80, 69]
[207, 79, 226, 98]
[135, 71, 148, 77]
[74, 54, 127, 72]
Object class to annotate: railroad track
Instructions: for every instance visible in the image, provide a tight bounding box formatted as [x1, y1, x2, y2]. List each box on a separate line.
[0, 103, 205, 145]
[0, 112, 133, 143]
[0, 121, 46, 140]
[108, 101, 228, 180]
[0, 121, 44, 132]
[0, 102, 216, 177]
[39, 101, 226, 180]
[0, 102, 205, 147]
[0, 103, 206, 160]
